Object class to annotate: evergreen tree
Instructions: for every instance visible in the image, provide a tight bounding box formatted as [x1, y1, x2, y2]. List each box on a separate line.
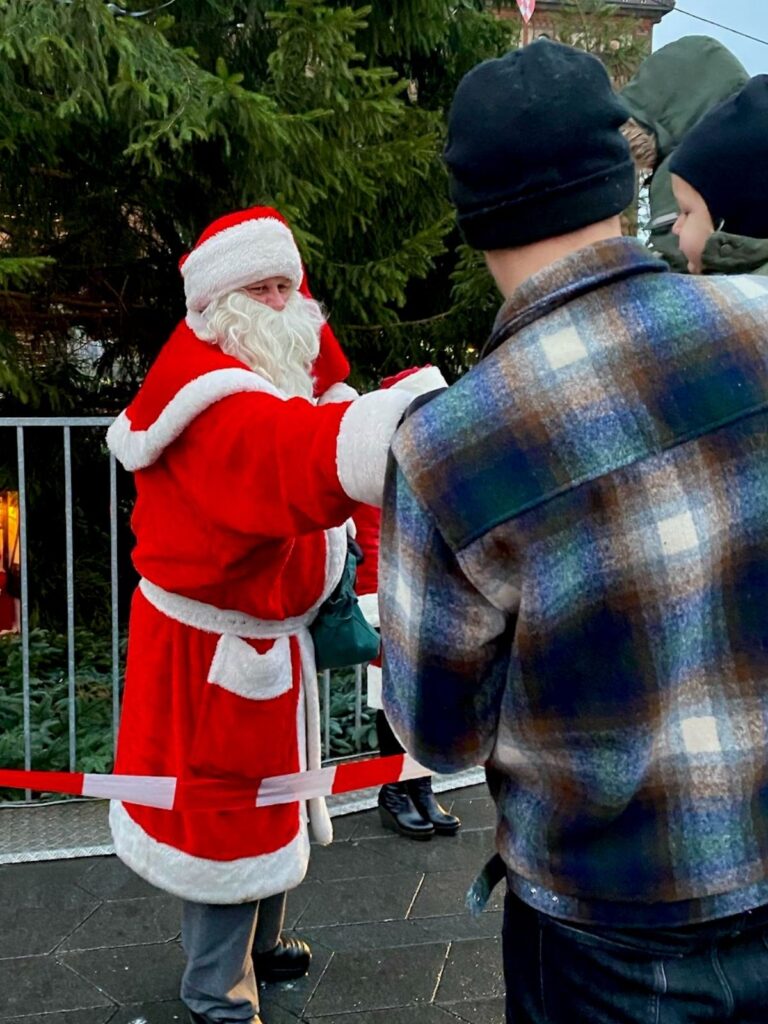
[0, 0, 517, 629]
[0, 0, 516, 403]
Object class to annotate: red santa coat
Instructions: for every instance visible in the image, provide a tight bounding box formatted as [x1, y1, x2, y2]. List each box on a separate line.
[107, 322, 414, 903]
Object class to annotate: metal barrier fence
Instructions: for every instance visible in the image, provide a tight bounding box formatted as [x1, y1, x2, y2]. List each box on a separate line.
[0, 417, 370, 805]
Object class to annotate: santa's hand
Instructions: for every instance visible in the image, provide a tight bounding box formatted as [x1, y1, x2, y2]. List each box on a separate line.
[381, 366, 448, 395]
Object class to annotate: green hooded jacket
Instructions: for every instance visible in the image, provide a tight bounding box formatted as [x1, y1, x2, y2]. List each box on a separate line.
[621, 36, 760, 273]
[699, 232, 768, 276]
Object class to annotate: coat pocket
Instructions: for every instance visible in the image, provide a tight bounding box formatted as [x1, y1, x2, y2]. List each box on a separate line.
[188, 635, 299, 782]
[208, 635, 292, 700]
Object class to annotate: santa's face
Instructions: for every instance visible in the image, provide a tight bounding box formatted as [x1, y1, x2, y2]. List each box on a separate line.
[242, 276, 293, 311]
[204, 286, 323, 400]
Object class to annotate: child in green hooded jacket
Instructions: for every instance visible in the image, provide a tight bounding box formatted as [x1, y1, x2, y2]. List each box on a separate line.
[621, 35, 751, 272]
[668, 75, 768, 276]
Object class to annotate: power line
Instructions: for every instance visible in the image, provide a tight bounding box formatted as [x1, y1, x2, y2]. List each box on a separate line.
[670, 6, 768, 48]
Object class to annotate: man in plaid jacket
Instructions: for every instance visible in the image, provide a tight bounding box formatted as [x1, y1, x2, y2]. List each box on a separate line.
[380, 39, 768, 1023]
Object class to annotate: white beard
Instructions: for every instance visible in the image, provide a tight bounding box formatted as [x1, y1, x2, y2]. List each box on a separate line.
[204, 290, 323, 399]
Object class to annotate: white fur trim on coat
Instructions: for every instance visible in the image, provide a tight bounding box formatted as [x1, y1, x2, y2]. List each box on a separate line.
[138, 527, 347, 638]
[298, 631, 333, 846]
[185, 308, 215, 342]
[208, 634, 292, 699]
[336, 390, 413, 506]
[109, 800, 310, 904]
[182, 217, 303, 332]
[107, 368, 283, 472]
[318, 381, 359, 404]
[366, 663, 383, 710]
[356, 591, 379, 629]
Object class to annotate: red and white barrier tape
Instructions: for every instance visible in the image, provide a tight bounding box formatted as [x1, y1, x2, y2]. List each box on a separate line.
[0, 753, 430, 811]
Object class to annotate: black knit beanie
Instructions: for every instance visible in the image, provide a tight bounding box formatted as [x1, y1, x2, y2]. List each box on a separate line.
[669, 76, 768, 239]
[444, 39, 636, 250]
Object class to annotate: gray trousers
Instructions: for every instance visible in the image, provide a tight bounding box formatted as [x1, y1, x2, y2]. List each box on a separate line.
[180, 891, 286, 1021]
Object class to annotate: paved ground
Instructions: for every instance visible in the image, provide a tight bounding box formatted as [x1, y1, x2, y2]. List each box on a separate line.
[0, 785, 504, 1024]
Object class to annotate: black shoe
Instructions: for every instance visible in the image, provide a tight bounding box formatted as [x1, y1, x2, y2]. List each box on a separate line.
[188, 1013, 262, 1024]
[377, 783, 435, 840]
[407, 777, 461, 836]
[253, 935, 311, 982]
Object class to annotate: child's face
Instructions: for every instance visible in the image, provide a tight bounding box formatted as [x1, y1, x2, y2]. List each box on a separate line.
[671, 175, 716, 275]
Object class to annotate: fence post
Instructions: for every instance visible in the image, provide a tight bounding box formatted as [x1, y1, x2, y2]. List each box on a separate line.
[63, 426, 77, 771]
[15, 427, 31, 800]
[109, 451, 120, 753]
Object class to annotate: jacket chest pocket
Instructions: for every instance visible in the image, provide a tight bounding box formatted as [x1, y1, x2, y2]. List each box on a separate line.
[188, 634, 300, 782]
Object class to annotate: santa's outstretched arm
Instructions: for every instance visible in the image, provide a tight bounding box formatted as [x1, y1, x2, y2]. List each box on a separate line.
[161, 366, 446, 539]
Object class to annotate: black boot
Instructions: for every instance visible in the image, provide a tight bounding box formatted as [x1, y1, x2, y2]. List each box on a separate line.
[378, 782, 435, 840]
[253, 935, 311, 982]
[407, 777, 461, 836]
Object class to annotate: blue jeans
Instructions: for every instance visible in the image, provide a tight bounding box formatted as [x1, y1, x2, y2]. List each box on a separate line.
[503, 887, 768, 1023]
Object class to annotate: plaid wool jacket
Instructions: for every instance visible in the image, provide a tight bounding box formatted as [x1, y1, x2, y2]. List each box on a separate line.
[380, 237, 768, 924]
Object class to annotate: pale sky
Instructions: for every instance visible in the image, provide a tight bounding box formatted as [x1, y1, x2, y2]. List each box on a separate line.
[653, 0, 768, 75]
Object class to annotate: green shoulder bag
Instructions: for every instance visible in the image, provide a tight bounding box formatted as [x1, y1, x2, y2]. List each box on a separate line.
[310, 547, 380, 671]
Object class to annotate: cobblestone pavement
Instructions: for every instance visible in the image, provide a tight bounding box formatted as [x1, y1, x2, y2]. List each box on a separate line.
[0, 785, 504, 1024]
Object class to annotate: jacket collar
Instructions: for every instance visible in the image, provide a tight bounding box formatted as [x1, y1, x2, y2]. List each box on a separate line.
[483, 237, 668, 358]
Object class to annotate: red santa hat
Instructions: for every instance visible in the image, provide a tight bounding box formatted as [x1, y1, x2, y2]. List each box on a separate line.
[179, 206, 350, 397]
[179, 206, 304, 339]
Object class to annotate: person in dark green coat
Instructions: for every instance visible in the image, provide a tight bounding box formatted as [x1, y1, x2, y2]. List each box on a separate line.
[668, 76, 768, 276]
[621, 35, 755, 272]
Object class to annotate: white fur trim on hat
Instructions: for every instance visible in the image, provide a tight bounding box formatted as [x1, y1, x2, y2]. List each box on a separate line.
[182, 217, 303, 336]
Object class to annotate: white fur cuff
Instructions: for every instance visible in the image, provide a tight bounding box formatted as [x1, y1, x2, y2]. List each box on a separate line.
[336, 390, 412, 506]
[390, 366, 447, 396]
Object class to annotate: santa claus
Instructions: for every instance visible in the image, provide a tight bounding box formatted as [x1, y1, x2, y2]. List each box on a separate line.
[106, 206, 444, 1024]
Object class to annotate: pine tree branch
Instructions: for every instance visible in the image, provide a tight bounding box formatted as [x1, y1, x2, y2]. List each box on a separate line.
[340, 304, 467, 332]
[0, 291, 149, 311]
